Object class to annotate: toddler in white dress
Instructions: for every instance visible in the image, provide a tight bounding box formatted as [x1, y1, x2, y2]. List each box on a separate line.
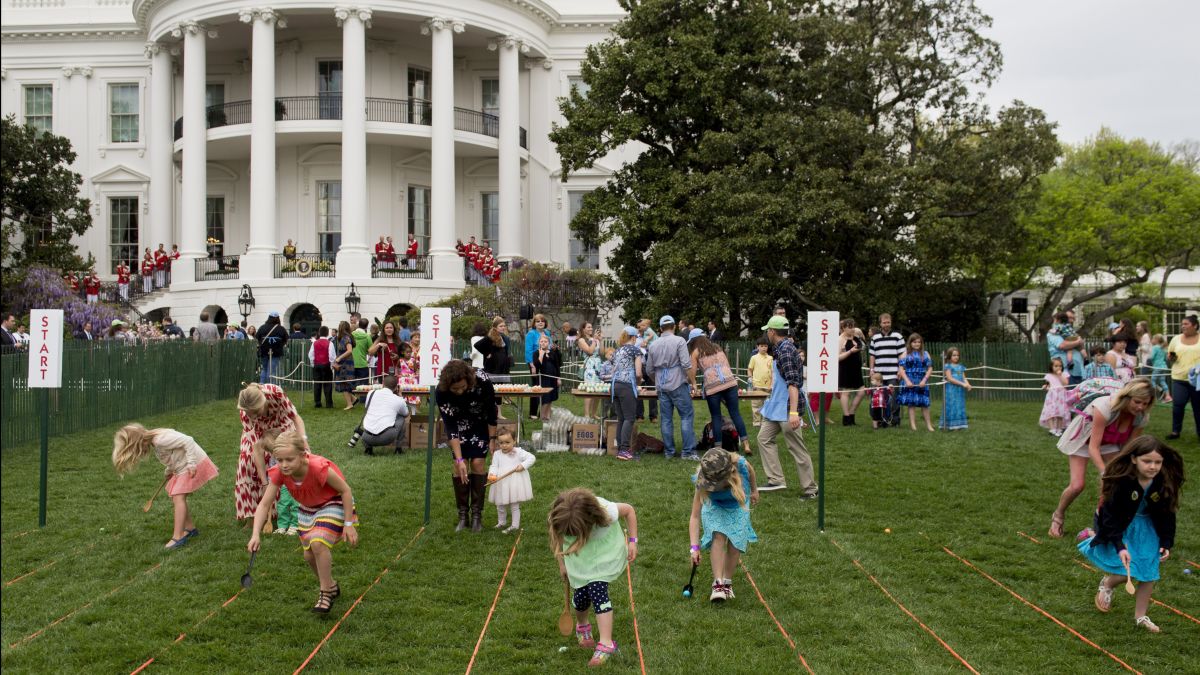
[487, 430, 536, 533]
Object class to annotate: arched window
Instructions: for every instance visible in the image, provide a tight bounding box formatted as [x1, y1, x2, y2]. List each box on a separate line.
[290, 303, 323, 337]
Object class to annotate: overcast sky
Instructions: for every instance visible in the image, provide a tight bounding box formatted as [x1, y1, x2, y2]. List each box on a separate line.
[974, 0, 1199, 148]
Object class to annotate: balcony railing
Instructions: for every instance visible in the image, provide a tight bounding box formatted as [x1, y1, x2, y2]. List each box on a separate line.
[175, 96, 527, 147]
[371, 254, 432, 279]
[195, 255, 240, 281]
[274, 253, 336, 279]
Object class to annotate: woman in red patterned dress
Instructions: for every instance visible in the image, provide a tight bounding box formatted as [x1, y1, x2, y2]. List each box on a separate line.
[236, 383, 309, 528]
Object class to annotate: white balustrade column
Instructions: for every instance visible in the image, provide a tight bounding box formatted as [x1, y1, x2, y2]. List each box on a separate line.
[424, 17, 464, 282]
[239, 8, 285, 281]
[174, 21, 215, 284]
[491, 36, 525, 261]
[146, 44, 173, 259]
[335, 6, 372, 278]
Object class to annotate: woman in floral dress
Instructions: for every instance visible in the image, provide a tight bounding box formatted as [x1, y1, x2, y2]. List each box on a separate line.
[236, 383, 308, 525]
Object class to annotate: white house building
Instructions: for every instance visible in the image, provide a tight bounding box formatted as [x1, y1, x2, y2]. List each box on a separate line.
[1, 0, 631, 330]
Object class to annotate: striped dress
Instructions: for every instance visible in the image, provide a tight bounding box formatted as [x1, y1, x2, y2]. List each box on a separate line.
[268, 454, 353, 551]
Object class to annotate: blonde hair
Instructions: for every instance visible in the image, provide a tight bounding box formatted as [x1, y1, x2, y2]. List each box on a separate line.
[273, 430, 307, 457]
[113, 423, 157, 475]
[1109, 377, 1154, 419]
[1152, 333, 1166, 346]
[238, 383, 267, 416]
[869, 371, 884, 385]
[618, 330, 635, 346]
[603, 347, 615, 359]
[547, 488, 611, 558]
[496, 429, 515, 443]
[694, 451, 747, 507]
[255, 427, 281, 454]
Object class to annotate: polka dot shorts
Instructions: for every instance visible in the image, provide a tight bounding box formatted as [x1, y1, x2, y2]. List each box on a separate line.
[572, 581, 613, 614]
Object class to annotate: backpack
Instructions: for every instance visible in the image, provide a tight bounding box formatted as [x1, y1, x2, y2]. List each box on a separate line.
[698, 419, 740, 453]
[1068, 377, 1122, 415]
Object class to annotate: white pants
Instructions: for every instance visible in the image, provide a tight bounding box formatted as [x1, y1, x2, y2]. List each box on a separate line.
[142, 276, 153, 292]
[495, 503, 521, 528]
[119, 283, 129, 301]
[155, 270, 165, 287]
[86, 294, 97, 304]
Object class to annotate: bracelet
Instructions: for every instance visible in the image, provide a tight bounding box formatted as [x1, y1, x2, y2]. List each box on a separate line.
[789, 411, 800, 416]
[344, 521, 358, 527]
[628, 537, 638, 544]
[454, 458, 465, 463]
[690, 544, 700, 551]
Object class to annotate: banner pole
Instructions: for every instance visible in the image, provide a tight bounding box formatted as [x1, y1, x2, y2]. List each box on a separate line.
[424, 398, 434, 525]
[39, 387, 49, 528]
[817, 394, 826, 532]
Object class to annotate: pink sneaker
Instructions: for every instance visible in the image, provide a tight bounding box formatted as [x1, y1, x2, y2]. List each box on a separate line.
[575, 623, 595, 649]
[588, 641, 618, 666]
[1076, 528, 1095, 543]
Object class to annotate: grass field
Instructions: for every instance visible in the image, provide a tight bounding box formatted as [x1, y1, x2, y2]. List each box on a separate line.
[2, 392, 1198, 674]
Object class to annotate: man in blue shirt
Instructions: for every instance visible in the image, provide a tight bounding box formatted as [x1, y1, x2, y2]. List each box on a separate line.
[645, 315, 697, 459]
[757, 316, 817, 496]
[1047, 310, 1085, 385]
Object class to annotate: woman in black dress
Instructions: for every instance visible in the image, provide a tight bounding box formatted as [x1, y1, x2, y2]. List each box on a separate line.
[837, 318, 867, 426]
[532, 335, 562, 421]
[435, 360, 497, 532]
[473, 316, 513, 418]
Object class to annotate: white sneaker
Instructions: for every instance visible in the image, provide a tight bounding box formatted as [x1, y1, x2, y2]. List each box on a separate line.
[1135, 615, 1160, 633]
[286, 526, 298, 536]
[709, 584, 727, 603]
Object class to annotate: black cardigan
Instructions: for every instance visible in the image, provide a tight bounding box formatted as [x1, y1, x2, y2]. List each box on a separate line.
[1090, 474, 1177, 552]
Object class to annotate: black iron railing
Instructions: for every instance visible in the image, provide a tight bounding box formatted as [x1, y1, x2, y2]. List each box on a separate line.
[274, 252, 336, 278]
[195, 255, 240, 281]
[175, 97, 528, 147]
[371, 254, 431, 279]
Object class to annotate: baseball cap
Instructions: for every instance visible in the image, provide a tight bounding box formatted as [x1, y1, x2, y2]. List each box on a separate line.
[762, 316, 790, 331]
[269, 311, 280, 318]
[110, 319, 127, 327]
[688, 328, 705, 342]
[659, 315, 675, 327]
[695, 448, 734, 492]
[623, 325, 639, 337]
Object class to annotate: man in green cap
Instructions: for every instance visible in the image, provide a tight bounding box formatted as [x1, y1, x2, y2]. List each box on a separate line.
[756, 316, 816, 497]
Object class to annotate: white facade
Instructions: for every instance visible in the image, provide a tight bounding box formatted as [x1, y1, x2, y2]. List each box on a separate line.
[1, 0, 632, 329]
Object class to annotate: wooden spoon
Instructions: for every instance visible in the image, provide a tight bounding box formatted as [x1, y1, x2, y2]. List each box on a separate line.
[143, 475, 169, 512]
[557, 577, 574, 636]
[1122, 559, 1136, 595]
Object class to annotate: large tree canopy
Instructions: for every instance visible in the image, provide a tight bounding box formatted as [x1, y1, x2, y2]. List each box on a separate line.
[552, 0, 1059, 338]
[1, 115, 93, 286]
[999, 129, 1200, 339]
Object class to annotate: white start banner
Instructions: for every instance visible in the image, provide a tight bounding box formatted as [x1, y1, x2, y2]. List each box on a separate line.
[28, 309, 64, 388]
[806, 311, 840, 393]
[419, 307, 451, 386]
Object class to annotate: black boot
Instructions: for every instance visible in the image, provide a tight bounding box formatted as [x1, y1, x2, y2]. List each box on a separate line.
[453, 477, 470, 532]
[842, 415, 851, 427]
[849, 414, 857, 426]
[469, 473, 486, 533]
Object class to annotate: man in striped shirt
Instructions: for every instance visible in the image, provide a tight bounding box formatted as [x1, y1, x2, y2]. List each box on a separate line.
[869, 313, 904, 426]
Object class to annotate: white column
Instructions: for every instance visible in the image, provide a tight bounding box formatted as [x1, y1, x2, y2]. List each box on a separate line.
[423, 17, 464, 282]
[146, 44, 174, 258]
[335, 6, 372, 278]
[526, 57, 552, 262]
[490, 36, 526, 261]
[238, 8, 285, 281]
[173, 21, 215, 284]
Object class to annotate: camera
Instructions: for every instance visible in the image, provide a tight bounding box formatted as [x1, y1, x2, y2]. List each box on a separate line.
[347, 425, 365, 448]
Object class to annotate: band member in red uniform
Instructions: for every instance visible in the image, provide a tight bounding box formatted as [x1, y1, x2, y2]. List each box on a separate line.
[168, 244, 181, 285]
[406, 233, 419, 269]
[374, 235, 388, 268]
[116, 261, 131, 301]
[154, 244, 169, 288]
[384, 236, 397, 265]
[84, 270, 101, 304]
[141, 253, 155, 293]
[455, 239, 467, 257]
[490, 261, 502, 283]
[64, 271, 79, 293]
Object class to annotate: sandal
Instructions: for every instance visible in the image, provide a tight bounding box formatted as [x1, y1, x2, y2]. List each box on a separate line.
[1095, 578, 1114, 613]
[330, 581, 340, 600]
[164, 537, 188, 550]
[312, 589, 336, 614]
[1048, 513, 1065, 539]
[186, 528, 199, 539]
[1135, 615, 1160, 633]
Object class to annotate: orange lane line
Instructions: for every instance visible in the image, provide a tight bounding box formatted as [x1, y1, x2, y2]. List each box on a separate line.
[128, 588, 245, 674]
[1185, 560, 1199, 569]
[829, 539, 979, 674]
[739, 560, 815, 674]
[293, 526, 425, 675]
[10, 562, 161, 650]
[4, 560, 58, 587]
[943, 547, 1140, 674]
[1070, 559, 1200, 626]
[464, 530, 523, 675]
[625, 566, 647, 675]
[1016, 531, 1042, 545]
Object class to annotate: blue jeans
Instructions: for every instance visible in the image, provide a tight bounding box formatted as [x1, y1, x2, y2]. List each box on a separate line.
[658, 384, 696, 457]
[1170, 379, 1200, 437]
[705, 386, 748, 443]
[259, 355, 281, 384]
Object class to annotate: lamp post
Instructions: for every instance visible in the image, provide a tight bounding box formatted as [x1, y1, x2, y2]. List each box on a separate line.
[344, 283, 361, 316]
[237, 284, 256, 323]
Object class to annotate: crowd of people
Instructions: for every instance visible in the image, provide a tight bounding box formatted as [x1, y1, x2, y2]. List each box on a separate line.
[456, 236, 504, 284]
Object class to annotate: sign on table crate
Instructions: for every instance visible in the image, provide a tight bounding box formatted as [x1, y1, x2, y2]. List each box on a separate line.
[570, 423, 601, 453]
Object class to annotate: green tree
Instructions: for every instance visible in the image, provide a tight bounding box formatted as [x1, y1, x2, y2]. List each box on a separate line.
[1, 115, 93, 283]
[998, 129, 1200, 339]
[552, 0, 1059, 339]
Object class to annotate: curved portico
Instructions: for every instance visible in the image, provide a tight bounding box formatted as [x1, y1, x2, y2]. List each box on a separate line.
[137, 0, 549, 284]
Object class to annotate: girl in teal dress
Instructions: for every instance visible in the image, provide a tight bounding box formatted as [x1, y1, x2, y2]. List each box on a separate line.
[689, 448, 759, 602]
[939, 347, 972, 430]
[549, 489, 639, 667]
[1078, 436, 1184, 633]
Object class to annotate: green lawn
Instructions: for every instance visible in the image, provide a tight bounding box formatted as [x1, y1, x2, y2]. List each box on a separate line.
[2, 393, 1197, 674]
